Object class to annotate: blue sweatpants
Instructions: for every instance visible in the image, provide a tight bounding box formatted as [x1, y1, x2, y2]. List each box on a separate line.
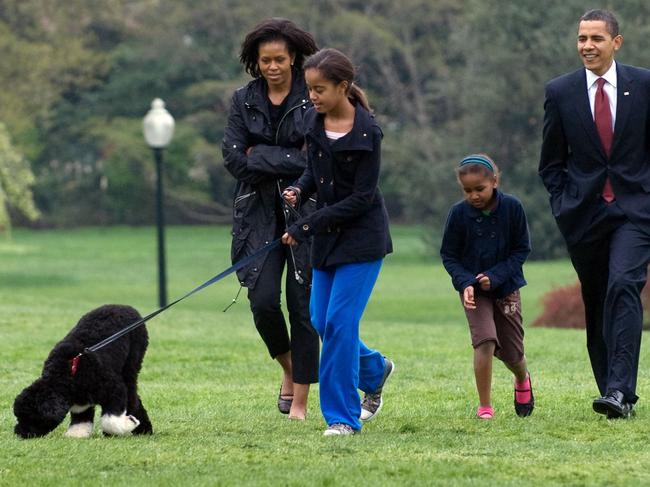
[311, 260, 386, 431]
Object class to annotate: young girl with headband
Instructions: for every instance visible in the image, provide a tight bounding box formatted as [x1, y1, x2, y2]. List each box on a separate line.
[282, 48, 394, 435]
[440, 154, 535, 419]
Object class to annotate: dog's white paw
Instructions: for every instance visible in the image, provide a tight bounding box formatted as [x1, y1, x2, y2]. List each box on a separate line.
[101, 412, 140, 435]
[65, 422, 94, 438]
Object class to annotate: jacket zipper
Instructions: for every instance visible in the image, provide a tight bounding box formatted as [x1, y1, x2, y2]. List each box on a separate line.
[275, 99, 309, 144]
[234, 191, 256, 205]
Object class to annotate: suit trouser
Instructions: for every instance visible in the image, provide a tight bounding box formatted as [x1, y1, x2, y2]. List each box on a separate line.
[311, 260, 386, 431]
[247, 242, 319, 384]
[568, 201, 650, 403]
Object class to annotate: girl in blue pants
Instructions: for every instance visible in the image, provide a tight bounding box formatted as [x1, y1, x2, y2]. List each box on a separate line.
[282, 48, 394, 435]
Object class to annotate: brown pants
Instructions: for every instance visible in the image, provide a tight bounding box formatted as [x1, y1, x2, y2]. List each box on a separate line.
[463, 290, 525, 364]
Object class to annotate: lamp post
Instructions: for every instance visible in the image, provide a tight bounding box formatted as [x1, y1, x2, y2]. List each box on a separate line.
[143, 98, 175, 307]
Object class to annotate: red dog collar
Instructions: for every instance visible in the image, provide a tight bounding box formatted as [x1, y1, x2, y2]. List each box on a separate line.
[69, 353, 82, 376]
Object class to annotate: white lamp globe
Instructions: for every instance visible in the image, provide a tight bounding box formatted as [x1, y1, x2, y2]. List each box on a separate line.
[143, 98, 175, 148]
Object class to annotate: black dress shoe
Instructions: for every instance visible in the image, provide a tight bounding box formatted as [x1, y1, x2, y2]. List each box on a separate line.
[592, 390, 633, 419]
[614, 402, 635, 419]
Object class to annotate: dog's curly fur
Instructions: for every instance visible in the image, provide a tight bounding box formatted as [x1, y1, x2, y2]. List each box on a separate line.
[13, 304, 153, 439]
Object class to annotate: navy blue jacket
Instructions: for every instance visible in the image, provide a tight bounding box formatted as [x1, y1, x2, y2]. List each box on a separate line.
[539, 63, 650, 247]
[288, 105, 392, 269]
[440, 190, 531, 298]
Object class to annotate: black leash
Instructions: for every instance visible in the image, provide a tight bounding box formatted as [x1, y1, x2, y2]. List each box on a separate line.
[79, 238, 281, 358]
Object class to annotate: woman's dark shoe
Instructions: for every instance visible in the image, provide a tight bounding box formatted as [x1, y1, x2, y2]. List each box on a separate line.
[277, 386, 293, 415]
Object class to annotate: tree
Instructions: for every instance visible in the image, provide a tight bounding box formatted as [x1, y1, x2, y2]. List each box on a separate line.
[2, 0, 649, 260]
[0, 122, 39, 234]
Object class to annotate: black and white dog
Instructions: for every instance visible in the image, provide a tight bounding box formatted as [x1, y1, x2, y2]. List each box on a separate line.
[13, 304, 153, 438]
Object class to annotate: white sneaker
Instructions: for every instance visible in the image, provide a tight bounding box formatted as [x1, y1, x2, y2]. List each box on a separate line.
[323, 423, 356, 436]
[361, 358, 395, 421]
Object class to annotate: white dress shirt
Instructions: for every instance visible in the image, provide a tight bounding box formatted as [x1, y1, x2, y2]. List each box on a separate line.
[586, 60, 617, 128]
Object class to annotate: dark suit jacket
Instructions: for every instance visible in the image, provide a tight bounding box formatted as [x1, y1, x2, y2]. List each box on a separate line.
[539, 63, 650, 247]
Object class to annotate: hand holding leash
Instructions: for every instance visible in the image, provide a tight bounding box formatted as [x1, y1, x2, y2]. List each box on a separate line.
[282, 232, 298, 247]
[282, 186, 300, 207]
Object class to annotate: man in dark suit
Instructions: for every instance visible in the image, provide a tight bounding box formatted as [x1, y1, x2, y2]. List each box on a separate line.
[540, 9, 650, 418]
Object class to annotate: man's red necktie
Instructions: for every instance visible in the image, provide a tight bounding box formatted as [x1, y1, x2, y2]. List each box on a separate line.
[595, 77, 615, 202]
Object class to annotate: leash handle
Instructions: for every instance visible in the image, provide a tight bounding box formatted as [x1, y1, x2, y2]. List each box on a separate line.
[222, 285, 244, 312]
[84, 238, 282, 354]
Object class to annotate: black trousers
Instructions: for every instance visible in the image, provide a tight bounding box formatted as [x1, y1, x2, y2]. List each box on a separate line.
[247, 242, 319, 384]
[568, 201, 650, 403]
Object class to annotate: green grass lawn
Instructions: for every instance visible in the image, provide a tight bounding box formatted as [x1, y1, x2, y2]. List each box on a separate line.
[1, 225, 649, 486]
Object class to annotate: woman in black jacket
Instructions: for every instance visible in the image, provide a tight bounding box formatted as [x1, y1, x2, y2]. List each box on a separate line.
[222, 18, 319, 420]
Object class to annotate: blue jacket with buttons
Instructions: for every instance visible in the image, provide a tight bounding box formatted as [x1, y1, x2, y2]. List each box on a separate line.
[288, 105, 392, 269]
[440, 190, 531, 298]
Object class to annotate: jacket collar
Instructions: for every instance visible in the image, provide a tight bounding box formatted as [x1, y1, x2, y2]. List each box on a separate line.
[463, 189, 502, 217]
[306, 104, 379, 152]
[244, 70, 309, 113]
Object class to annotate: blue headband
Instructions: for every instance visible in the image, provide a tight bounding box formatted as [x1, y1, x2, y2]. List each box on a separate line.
[459, 154, 494, 173]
